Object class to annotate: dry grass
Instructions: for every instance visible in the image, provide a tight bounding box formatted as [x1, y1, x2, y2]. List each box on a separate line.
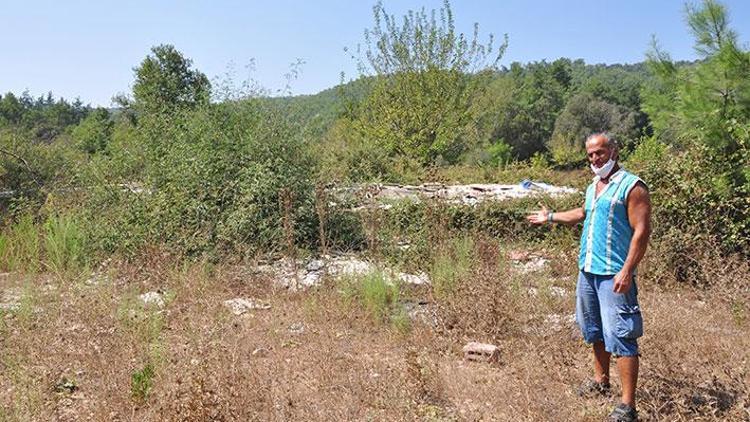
[0, 239, 748, 421]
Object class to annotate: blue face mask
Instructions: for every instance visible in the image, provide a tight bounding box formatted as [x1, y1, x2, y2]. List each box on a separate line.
[591, 158, 616, 178]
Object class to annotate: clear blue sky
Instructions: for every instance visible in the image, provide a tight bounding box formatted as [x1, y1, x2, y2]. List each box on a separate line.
[2, 0, 749, 107]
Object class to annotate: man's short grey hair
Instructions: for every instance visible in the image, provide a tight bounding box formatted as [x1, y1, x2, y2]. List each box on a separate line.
[586, 132, 619, 150]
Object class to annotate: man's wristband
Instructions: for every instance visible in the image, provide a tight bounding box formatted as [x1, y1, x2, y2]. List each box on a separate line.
[547, 212, 554, 223]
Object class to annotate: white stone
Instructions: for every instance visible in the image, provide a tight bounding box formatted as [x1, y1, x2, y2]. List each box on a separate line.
[288, 322, 305, 335]
[139, 291, 165, 308]
[397, 271, 431, 285]
[223, 298, 271, 315]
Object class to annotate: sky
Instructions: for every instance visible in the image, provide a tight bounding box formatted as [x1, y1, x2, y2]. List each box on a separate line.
[2, 0, 749, 107]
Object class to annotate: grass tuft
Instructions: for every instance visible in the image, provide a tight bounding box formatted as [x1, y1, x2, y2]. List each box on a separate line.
[131, 362, 155, 402]
[43, 213, 87, 276]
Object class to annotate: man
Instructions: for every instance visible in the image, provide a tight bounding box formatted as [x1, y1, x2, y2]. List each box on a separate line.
[527, 133, 651, 422]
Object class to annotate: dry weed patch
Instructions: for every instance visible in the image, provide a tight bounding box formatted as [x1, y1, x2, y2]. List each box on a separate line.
[0, 239, 747, 420]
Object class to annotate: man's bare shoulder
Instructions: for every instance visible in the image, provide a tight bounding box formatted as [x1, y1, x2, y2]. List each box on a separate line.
[627, 181, 650, 207]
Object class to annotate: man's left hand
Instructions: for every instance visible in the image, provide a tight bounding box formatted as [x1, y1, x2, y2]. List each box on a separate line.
[613, 270, 633, 294]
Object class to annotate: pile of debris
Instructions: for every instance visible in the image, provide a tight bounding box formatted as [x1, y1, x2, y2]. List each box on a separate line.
[255, 255, 430, 290]
[340, 180, 578, 209]
[507, 250, 551, 274]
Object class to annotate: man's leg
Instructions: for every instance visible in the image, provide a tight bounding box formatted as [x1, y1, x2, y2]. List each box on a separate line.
[593, 340, 611, 384]
[598, 275, 643, 412]
[617, 355, 638, 408]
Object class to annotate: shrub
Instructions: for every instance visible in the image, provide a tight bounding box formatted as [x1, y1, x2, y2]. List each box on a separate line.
[77, 100, 318, 258]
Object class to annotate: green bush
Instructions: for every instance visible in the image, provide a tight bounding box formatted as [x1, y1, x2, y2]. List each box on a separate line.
[77, 101, 318, 258]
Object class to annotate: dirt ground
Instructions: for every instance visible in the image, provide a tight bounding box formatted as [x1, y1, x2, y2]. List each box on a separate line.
[1, 247, 748, 421]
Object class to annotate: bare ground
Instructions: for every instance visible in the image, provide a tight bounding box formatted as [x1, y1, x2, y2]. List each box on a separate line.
[0, 247, 748, 421]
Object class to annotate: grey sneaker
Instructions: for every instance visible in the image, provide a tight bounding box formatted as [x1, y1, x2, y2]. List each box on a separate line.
[576, 379, 611, 398]
[608, 403, 638, 422]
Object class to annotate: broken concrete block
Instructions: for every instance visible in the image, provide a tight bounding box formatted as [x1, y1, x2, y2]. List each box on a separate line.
[463, 342, 500, 363]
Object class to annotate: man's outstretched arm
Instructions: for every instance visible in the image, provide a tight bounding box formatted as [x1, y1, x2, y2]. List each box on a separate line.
[527, 205, 585, 226]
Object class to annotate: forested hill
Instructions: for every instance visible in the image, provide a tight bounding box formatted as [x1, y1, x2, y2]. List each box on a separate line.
[260, 59, 697, 162]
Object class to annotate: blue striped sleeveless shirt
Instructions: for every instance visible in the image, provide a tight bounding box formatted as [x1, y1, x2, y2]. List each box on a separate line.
[578, 168, 644, 275]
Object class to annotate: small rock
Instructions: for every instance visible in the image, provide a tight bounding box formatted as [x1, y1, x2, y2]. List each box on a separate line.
[549, 286, 568, 297]
[543, 314, 577, 333]
[306, 259, 325, 272]
[251, 348, 268, 357]
[397, 271, 431, 285]
[223, 298, 271, 316]
[54, 377, 78, 394]
[288, 322, 305, 335]
[139, 291, 165, 308]
[0, 288, 22, 311]
[0, 302, 20, 311]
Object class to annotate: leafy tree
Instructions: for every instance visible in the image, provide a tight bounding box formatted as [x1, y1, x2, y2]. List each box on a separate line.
[132, 44, 211, 114]
[0, 93, 24, 126]
[638, 0, 750, 259]
[72, 108, 113, 155]
[644, 0, 750, 151]
[491, 60, 570, 160]
[350, 0, 507, 165]
[0, 91, 90, 139]
[549, 92, 639, 166]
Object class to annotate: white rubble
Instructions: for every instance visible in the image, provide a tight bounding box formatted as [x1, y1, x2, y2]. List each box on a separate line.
[402, 300, 438, 326]
[223, 298, 271, 315]
[543, 314, 577, 332]
[0, 288, 22, 311]
[397, 271, 430, 285]
[513, 256, 550, 273]
[342, 181, 578, 208]
[526, 286, 569, 298]
[288, 322, 305, 335]
[259, 255, 431, 290]
[139, 291, 165, 308]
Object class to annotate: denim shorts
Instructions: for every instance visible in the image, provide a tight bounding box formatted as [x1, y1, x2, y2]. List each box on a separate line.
[575, 271, 643, 357]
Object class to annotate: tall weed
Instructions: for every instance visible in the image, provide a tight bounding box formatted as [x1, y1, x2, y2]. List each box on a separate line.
[340, 270, 401, 324]
[431, 236, 474, 296]
[0, 215, 40, 272]
[43, 214, 87, 275]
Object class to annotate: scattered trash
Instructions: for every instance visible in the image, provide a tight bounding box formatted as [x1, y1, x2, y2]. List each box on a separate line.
[463, 342, 500, 363]
[223, 298, 271, 315]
